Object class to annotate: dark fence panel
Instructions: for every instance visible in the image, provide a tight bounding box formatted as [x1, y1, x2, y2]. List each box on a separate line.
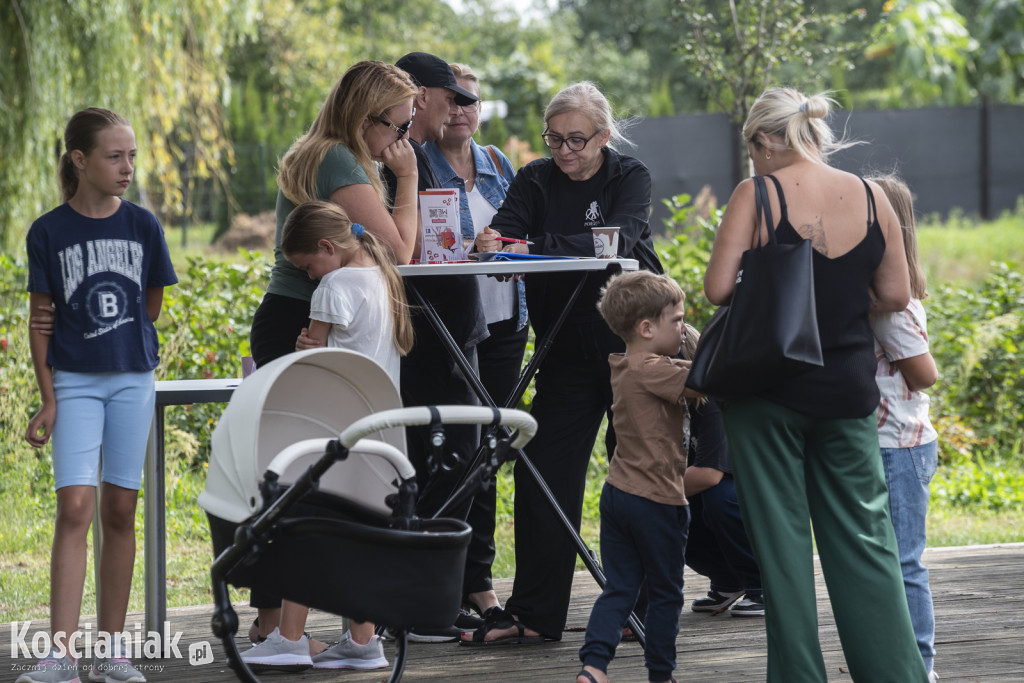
[631, 114, 738, 229]
[989, 104, 1024, 216]
[632, 104, 1024, 230]
[827, 106, 982, 218]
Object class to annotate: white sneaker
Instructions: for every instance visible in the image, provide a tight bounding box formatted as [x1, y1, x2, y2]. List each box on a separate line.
[312, 630, 388, 670]
[88, 656, 146, 683]
[928, 670, 940, 683]
[15, 653, 80, 683]
[239, 628, 312, 672]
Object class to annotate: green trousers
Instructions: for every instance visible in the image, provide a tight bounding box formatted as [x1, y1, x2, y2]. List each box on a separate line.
[722, 398, 928, 683]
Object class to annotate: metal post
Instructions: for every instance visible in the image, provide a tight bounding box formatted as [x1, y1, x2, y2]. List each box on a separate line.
[144, 406, 166, 636]
[980, 94, 991, 221]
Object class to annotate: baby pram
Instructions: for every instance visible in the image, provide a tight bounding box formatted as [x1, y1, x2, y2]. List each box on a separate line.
[198, 348, 536, 683]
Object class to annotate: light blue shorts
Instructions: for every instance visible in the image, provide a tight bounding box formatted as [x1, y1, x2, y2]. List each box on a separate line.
[51, 370, 155, 491]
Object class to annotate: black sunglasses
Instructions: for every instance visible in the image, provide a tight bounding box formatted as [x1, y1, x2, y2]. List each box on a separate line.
[376, 107, 416, 140]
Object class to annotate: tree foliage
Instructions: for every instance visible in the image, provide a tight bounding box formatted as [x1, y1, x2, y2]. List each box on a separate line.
[673, 0, 864, 182]
[5, 0, 1024, 250]
[866, 0, 978, 105]
[0, 0, 256, 251]
[559, 0, 708, 114]
[675, 0, 865, 127]
[972, 0, 1024, 102]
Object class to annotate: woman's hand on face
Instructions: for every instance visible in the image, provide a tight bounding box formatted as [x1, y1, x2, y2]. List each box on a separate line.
[380, 138, 417, 179]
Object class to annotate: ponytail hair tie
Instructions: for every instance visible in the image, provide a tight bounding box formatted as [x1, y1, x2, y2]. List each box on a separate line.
[799, 101, 808, 115]
[352, 222, 365, 238]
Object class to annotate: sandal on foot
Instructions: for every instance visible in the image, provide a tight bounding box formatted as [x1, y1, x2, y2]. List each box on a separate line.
[577, 669, 603, 683]
[459, 609, 550, 646]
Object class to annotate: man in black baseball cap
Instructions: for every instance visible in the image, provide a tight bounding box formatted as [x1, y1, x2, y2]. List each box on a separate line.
[387, 51, 490, 645]
[397, 51, 480, 107]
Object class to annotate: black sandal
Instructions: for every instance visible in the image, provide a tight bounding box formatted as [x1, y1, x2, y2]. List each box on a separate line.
[459, 607, 550, 646]
[576, 669, 601, 683]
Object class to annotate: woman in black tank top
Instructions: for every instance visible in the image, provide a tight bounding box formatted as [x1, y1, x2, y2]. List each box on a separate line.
[703, 88, 928, 682]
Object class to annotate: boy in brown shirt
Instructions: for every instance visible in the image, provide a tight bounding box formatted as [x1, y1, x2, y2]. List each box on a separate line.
[577, 271, 694, 683]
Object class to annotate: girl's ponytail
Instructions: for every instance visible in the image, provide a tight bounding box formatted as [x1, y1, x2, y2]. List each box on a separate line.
[58, 152, 79, 202]
[360, 233, 414, 355]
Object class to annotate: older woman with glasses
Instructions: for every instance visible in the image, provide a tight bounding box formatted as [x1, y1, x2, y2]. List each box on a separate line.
[464, 82, 663, 646]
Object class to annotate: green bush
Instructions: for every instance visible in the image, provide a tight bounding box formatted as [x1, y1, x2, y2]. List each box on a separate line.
[657, 192, 723, 329]
[157, 252, 270, 464]
[927, 262, 1024, 509]
[0, 250, 269, 474]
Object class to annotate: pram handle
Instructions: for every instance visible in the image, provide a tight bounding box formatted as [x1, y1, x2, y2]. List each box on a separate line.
[264, 437, 415, 485]
[339, 406, 537, 451]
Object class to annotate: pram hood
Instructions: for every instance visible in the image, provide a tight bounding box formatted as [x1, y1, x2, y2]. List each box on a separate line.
[199, 348, 407, 523]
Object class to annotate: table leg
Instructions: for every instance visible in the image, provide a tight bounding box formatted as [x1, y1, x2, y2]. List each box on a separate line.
[406, 286, 493, 408]
[144, 405, 166, 636]
[405, 265, 645, 644]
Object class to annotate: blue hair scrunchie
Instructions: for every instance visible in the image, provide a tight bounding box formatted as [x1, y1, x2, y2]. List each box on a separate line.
[351, 222, 365, 238]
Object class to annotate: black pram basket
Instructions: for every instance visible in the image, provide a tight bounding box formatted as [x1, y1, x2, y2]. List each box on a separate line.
[198, 349, 536, 683]
[207, 496, 472, 630]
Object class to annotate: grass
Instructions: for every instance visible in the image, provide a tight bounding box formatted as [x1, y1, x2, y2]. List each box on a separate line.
[917, 204, 1024, 284]
[3, 209, 1024, 625]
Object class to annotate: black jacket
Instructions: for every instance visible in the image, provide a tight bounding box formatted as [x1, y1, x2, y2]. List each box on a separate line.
[490, 148, 663, 355]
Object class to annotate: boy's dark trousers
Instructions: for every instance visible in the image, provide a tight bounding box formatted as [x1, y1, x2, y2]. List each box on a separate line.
[579, 483, 689, 682]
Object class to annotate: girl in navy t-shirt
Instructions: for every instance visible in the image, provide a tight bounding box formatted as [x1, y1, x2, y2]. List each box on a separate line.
[21, 108, 177, 683]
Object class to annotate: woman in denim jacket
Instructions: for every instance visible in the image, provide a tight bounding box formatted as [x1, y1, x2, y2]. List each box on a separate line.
[422, 63, 529, 628]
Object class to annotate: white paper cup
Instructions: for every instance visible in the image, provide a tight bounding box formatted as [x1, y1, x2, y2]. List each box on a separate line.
[592, 226, 620, 258]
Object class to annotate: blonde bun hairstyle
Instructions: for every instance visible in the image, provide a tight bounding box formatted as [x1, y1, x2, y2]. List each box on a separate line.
[743, 88, 856, 162]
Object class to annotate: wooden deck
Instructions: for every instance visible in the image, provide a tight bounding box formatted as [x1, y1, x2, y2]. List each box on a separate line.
[3, 544, 1022, 682]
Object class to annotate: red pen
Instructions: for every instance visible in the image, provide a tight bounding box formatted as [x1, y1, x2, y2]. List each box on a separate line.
[494, 236, 534, 245]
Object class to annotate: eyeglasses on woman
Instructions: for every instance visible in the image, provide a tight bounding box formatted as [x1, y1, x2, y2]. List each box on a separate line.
[541, 130, 600, 152]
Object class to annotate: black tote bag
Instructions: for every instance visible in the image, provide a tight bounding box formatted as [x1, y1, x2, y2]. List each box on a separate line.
[685, 175, 823, 399]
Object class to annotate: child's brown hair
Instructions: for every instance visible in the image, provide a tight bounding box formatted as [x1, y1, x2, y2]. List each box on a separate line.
[868, 172, 927, 299]
[598, 271, 685, 341]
